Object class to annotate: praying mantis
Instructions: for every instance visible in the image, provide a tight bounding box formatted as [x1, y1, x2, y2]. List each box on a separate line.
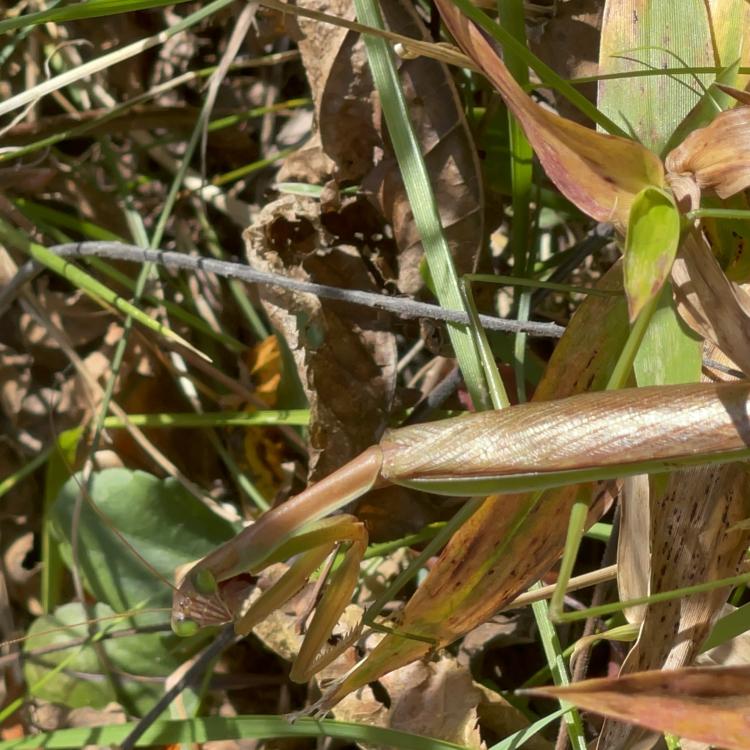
[171, 374, 750, 694]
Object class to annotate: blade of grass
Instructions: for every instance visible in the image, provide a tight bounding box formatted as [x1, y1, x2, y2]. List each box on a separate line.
[99, 410, 310, 428]
[496, 0, 535, 405]
[447, 0, 626, 136]
[0, 0, 235, 118]
[354, 0, 489, 410]
[13, 200, 246, 353]
[0, 447, 53, 503]
[0, 63, 304, 164]
[0, 716, 469, 749]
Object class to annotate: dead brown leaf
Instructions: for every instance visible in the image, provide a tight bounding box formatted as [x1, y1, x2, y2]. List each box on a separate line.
[602, 339, 750, 750]
[529, 0, 603, 126]
[525, 665, 750, 750]
[282, 0, 484, 295]
[363, 0, 484, 295]
[666, 106, 750, 201]
[333, 653, 552, 750]
[244, 194, 398, 481]
[672, 231, 750, 377]
[436, 0, 664, 231]
[616, 475, 650, 625]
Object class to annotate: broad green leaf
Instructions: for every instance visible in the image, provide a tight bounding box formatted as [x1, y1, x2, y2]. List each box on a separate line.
[624, 187, 680, 321]
[52, 468, 237, 614]
[597, 0, 747, 155]
[663, 61, 743, 156]
[633, 282, 701, 386]
[23, 603, 196, 714]
[702, 601, 750, 652]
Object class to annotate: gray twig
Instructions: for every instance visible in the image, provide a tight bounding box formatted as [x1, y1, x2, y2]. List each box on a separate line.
[120, 625, 237, 750]
[13, 241, 565, 338]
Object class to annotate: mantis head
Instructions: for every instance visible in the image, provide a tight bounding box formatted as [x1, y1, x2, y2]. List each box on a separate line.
[171, 563, 235, 637]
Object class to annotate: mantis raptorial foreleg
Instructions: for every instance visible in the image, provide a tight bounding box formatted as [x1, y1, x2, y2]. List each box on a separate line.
[173, 513, 369, 682]
[232, 515, 368, 682]
[171, 452, 382, 680]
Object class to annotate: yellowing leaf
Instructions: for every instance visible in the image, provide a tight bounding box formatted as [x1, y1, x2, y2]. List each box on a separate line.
[624, 187, 681, 320]
[435, 0, 664, 230]
[246, 335, 282, 407]
[523, 665, 750, 750]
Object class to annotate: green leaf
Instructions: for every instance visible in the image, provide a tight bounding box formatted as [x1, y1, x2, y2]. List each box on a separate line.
[52, 468, 237, 614]
[634, 282, 702, 387]
[624, 187, 681, 321]
[22, 603, 193, 714]
[598, 0, 750, 155]
[0, 715, 467, 750]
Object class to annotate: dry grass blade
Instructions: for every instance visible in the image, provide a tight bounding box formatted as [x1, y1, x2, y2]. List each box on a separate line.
[672, 231, 750, 377]
[600, 345, 750, 750]
[599, 464, 750, 750]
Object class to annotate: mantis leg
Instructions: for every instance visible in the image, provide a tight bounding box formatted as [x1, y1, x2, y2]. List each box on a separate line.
[231, 514, 367, 683]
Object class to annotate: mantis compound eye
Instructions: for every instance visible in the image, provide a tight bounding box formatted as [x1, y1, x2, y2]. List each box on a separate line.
[172, 615, 200, 638]
[193, 568, 218, 595]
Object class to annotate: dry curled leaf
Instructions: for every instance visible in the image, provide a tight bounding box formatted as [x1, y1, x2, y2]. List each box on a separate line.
[666, 105, 750, 201]
[616, 474, 651, 625]
[283, 0, 484, 295]
[671, 231, 750, 378]
[599, 463, 750, 750]
[333, 653, 551, 750]
[244, 194, 398, 481]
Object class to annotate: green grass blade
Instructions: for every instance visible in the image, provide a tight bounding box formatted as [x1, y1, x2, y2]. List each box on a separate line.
[355, 0, 489, 409]
[0, 0, 234, 118]
[488, 707, 571, 750]
[0, 715, 468, 749]
[448, 0, 626, 136]
[0, 0, 193, 34]
[100, 410, 309, 428]
[530, 591, 587, 750]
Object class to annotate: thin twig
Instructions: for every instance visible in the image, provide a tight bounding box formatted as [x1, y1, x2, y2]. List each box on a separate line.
[0, 624, 170, 670]
[15, 241, 566, 338]
[120, 625, 237, 750]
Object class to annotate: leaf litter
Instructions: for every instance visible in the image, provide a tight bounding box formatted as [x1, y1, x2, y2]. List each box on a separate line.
[2, 2, 750, 749]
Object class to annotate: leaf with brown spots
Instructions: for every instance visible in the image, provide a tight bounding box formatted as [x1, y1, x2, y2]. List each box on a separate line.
[599, 463, 750, 750]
